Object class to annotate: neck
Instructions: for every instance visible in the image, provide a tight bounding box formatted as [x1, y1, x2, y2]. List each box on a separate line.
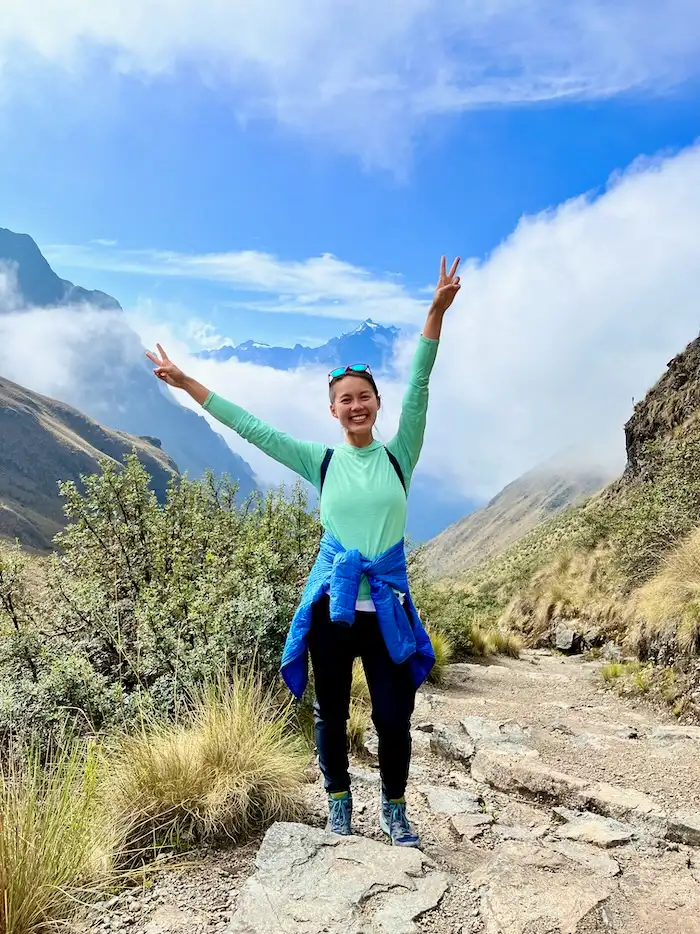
[344, 430, 374, 449]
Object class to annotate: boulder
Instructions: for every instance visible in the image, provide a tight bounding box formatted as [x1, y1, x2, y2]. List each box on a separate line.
[554, 624, 583, 654]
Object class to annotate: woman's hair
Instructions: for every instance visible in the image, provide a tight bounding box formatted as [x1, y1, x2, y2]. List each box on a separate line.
[328, 370, 380, 402]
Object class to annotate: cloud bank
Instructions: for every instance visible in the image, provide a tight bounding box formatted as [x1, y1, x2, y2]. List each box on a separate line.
[43, 244, 428, 326]
[2, 143, 700, 504]
[1, 1, 699, 166]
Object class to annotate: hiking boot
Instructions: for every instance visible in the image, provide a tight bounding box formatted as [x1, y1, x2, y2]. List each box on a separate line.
[379, 793, 421, 848]
[326, 791, 353, 835]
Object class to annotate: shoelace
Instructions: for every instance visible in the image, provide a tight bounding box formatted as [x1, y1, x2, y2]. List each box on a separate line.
[389, 802, 412, 835]
[330, 797, 350, 829]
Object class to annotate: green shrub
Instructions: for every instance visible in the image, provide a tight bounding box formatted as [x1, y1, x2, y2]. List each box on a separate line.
[0, 456, 322, 740]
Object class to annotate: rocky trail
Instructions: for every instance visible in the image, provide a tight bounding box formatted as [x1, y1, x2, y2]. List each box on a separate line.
[79, 651, 700, 933]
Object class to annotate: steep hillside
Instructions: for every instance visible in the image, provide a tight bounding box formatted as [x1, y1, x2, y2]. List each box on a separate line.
[0, 227, 257, 496]
[0, 376, 177, 551]
[423, 457, 612, 577]
[425, 332, 700, 715]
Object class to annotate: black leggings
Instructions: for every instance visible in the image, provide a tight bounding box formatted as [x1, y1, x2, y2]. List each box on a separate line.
[307, 595, 416, 800]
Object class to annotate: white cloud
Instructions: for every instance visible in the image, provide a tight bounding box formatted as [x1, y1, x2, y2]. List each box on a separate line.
[3, 143, 700, 506]
[136, 141, 700, 498]
[43, 244, 428, 326]
[1, 1, 698, 166]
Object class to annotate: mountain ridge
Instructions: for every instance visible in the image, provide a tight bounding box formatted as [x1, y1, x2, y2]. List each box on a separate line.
[421, 455, 614, 577]
[0, 227, 258, 496]
[197, 318, 401, 372]
[0, 374, 178, 551]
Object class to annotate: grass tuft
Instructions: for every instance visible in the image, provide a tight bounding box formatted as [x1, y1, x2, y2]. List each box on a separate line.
[636, 526, 700, 656]
[488, 628, 522, 658]
[0, 738, 113, 934]
[426, 626, 454, 684]
[102, 669, 308, 861]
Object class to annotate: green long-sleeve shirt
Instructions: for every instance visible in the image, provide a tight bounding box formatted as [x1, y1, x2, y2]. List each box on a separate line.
[202, 336, 438, 600]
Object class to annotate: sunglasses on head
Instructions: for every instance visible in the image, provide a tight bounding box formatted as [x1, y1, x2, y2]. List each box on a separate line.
[328, 363, 373, 384]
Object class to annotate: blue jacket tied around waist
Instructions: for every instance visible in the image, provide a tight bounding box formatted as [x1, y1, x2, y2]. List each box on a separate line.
[280, 533, 435, 699]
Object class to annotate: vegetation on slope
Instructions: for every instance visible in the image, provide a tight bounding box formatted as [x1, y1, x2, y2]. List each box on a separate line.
[436, 336, 700, 718]
[422, 457, 612, 577]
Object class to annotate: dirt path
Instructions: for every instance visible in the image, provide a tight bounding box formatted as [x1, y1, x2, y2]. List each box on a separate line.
[78, 651, 700, 934]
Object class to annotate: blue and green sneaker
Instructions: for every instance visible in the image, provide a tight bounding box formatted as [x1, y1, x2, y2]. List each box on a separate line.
[326, 790, 353, 835]
[379, 793, 421, 848]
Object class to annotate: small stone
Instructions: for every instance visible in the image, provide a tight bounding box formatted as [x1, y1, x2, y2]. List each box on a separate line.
[413, 721, 434, 733]
[668, 811, 700, 846]
[419, 783, 482, 816]
[555, 814, 635, 848]
[430, 725, 475, 767]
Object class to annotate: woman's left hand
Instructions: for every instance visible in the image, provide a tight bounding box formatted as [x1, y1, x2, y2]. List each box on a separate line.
[431, 256, 461, 315]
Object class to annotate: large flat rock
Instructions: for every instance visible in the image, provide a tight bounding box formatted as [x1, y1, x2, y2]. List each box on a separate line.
[471, 749, 587, 801]
[228, 822, 449, 934]
[471, 840, 616, 934]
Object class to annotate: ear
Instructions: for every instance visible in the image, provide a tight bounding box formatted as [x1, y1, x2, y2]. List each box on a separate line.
[376, 395, 382, 410]
[330, 403, 339, 420]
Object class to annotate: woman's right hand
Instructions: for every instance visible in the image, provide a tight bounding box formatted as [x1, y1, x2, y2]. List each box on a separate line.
[146, 344, 188, 389]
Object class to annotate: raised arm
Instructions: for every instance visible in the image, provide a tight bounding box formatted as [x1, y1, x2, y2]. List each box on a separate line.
[146, 345, 326, 487]
[386, 256, 460, 483]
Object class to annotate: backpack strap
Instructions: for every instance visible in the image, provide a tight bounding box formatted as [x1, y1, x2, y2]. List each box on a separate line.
[319, 446, 406, 495]
[320, 448, 334, 493]
[385, 448, 406, 493]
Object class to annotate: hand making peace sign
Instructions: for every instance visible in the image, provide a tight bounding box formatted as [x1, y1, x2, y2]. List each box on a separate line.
[145, 344, 188, 389]
[431, 256, 461, 315]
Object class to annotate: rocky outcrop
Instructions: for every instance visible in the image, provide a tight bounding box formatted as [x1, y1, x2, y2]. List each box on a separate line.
[624, 333, 700, 479]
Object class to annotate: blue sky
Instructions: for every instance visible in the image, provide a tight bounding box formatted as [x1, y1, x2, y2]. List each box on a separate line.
[1, 4, 699, 349]
[1, 3, 700, 511]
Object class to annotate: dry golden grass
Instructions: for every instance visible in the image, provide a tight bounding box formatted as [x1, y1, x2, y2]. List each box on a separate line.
[499, 544, 631, 646]
[469, 624, 493, 657]
[488, 628, 523, 658]
[635, 526, 700, 655]
[347, 699, 370, 756]
[426, 626, 454, 684]
[102, 669, 309, 860]
[0, 739, 115, 934]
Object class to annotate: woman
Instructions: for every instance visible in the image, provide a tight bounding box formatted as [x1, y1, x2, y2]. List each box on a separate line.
[146, 255, 461, 848]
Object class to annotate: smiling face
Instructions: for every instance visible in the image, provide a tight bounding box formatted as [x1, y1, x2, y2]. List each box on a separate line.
[330, 374, 380, 443]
